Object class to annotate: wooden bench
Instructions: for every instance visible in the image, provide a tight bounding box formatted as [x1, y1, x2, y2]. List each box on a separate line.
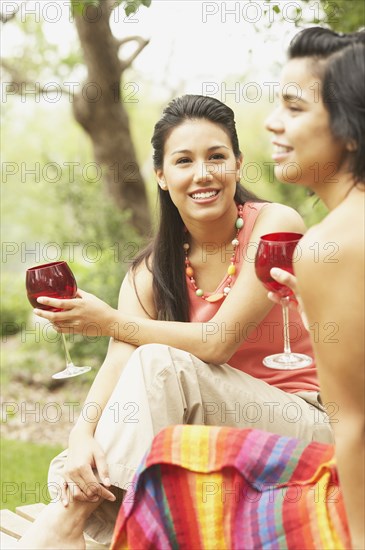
[0, 503, 108, 549]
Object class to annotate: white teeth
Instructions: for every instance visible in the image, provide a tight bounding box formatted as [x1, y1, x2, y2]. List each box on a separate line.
[274, 145, 292, 154]
[191, 191, 218, 200]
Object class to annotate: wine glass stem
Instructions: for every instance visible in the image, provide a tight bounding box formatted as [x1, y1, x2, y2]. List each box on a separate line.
[281, 297, 292, 355]
[60, 332, 73, 366]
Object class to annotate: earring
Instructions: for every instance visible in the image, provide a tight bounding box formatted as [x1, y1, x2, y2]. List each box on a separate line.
[346, 140, 357, 152]
[159, 181, 168, 190]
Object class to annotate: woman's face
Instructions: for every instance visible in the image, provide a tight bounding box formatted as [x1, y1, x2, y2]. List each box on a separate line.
[156, 118, 241, 223]
[265, 58, 348, 190]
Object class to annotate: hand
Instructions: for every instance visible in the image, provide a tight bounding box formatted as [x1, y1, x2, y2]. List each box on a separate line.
[34, 289, 116, 337]
[268, 268, 309, 330]
[61, 432, 116, 506]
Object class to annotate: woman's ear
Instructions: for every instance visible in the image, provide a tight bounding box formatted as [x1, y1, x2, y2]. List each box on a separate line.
[155, 169, 168, 190]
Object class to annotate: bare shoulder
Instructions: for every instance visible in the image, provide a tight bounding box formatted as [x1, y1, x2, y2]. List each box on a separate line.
[297, 197, 364, 279]
[252, 202, 306, 236]
[295, 196, 364, 327]
[295, 195, 364, 404]
[119, 257, 156, 318]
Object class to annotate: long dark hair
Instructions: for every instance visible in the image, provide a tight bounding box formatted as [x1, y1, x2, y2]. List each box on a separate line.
[288, 27, 365, 183]
[323, 42, 365, 184]
[132, 95, 264, 322]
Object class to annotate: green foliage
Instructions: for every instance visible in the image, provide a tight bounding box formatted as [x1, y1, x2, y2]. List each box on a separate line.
[70, 0, 102, 13]
[0, 273, 30, 336]
[1, 101, 141, 363]
[319, 0, 365, 32]
[264, 0, 364, 30]
[1, 439, 63, 510]
[4, 17, 82, 85]
[70, 0, 152, 16]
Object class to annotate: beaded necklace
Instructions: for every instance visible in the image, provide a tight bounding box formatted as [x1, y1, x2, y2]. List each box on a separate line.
[183, 204, 244, 303]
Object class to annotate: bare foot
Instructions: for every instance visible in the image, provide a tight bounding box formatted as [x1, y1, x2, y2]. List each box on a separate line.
[17, 499, 98, 550]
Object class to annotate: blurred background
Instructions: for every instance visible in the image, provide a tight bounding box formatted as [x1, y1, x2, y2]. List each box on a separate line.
[1, 0, 364, 510]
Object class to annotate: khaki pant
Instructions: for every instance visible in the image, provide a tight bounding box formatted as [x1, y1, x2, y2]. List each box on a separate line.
[49, 344, 333, 544]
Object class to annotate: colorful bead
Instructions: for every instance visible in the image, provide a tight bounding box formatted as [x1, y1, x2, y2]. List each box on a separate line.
[206, 293, 225, 303]
[184, 204, 244, 301]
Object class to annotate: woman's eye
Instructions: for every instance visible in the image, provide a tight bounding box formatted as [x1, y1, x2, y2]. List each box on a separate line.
[176, 157, 190, 164]
[176, 157, 191, 164]
[210, 153, 225, 160]
[287, 105, 302, 113]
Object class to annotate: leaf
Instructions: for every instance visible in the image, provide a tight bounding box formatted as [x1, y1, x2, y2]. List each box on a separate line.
[70, 0, 100, 16]
[141, 0, 152, 7]
[124, 2, 138, 17]
[272, 4, 280, 14]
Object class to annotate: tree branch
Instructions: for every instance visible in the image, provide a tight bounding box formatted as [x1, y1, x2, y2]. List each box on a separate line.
[117, 36, 150, 70]
[0, 0, 28, 23]
[1, 60, 73, 98]
[105, 0, 118, 17]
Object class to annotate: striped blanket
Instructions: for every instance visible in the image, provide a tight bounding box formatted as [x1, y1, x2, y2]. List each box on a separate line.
[111, 425, 350, 549]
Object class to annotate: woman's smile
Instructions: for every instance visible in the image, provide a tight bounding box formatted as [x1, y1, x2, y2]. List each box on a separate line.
[156, 118, 241, 221]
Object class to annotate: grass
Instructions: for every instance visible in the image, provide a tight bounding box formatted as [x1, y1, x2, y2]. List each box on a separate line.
[1, 439, 63, 511]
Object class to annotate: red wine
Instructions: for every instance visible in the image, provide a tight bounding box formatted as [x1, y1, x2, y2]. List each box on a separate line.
[255, 232, 303, 298]
[27, 289, 76, 311]
[26, 261, 77, 311]
[255, 265, 294, 297]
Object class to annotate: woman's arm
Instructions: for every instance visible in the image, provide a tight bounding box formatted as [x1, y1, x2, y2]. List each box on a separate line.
[296, 229, 364, 549]
[70, 265, 156, 436]
[61, 264, 157, 503]
[36, 204, 306, 364]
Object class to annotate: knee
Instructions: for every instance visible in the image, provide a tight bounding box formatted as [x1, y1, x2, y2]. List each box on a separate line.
[133, 343, 190, 364]
[128, 344, 193, 378]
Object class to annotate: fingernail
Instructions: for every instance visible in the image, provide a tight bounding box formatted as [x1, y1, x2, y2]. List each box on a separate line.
[103, 477, 111, 486]
[33, 309, 41, 315]
[37, 297, 46, 303]
[270, 268, 280, 277]
[62, 499, 68, 506]
[109, 495, 116, 501]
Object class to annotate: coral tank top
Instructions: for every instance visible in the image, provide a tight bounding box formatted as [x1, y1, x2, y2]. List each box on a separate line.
[187, 202, 319, 394]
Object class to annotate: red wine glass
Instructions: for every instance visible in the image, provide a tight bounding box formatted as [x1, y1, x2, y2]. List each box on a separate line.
[255, 232, 312, 369]
[26, 261, 92, 379]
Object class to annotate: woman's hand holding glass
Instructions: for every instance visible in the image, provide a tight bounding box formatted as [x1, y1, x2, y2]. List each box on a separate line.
[267, 268, 309, 331]
[34, 289, 116, 338]
[26, 261, 92, 379]
[255, 232, 312, 369]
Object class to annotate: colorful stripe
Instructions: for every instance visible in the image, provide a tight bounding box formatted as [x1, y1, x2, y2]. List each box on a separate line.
[111, 426, 350, 549]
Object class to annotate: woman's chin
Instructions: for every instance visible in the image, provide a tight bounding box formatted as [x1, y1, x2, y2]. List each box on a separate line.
[274, 166, 304, 186]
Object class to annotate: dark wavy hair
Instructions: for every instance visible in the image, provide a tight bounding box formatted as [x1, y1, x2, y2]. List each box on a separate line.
[132, 95, 265, 321]
[288, 27, 364, 60]
[288, 27, 365, 183]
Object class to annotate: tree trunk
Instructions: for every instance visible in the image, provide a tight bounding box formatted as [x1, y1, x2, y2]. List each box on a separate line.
[73, 0, 151, 236]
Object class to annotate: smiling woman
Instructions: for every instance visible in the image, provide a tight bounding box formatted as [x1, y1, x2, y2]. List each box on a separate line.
[109, 30, 364, 550]
[266, 27, 365, 548]
[265, 59, 348, 188]
[19, 95, 330, 549]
